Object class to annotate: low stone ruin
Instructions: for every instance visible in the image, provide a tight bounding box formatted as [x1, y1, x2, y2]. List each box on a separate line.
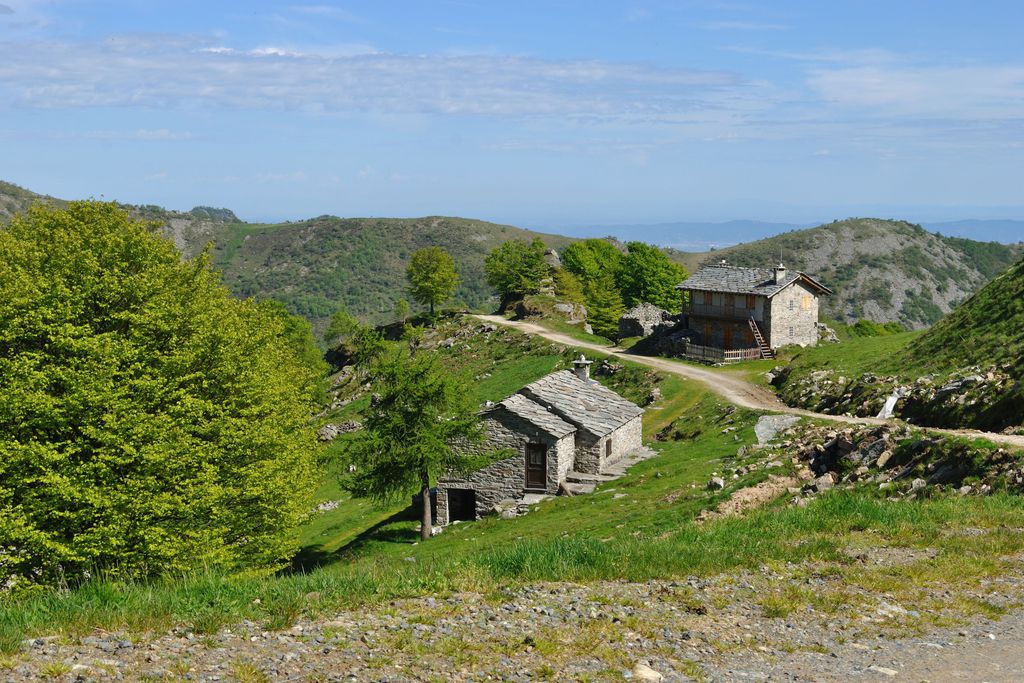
[617, 303, 677, 339]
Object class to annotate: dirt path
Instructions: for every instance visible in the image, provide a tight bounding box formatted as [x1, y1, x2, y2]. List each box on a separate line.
[475, 314, 1024, 450]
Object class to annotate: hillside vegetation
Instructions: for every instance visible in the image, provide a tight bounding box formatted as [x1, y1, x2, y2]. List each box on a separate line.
[687, 218, 1023, 329]
[897, 256, 1024, 376]
[211, 215, 574, 323]
[4, 182, 1021, 329]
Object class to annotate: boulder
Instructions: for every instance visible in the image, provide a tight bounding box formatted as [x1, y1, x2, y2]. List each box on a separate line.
[632, 662, 665, 682]
[543, 248, 562, 269]
[707, 477, 725, 490]
[618, 303, 671, 339]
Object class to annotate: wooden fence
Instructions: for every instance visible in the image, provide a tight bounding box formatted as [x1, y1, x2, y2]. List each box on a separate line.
[681, 343, 762, 364]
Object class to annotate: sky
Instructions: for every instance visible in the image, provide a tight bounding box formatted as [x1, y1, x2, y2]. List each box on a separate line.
[2, 1, 1023, 230]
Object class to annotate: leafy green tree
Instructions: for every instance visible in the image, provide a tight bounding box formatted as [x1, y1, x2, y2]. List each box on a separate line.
[343, 349, 482, 540]
[259, 299, 329, 386]
[586, 272, 626, 339]
[406, 247, 460, 316]
[394, 298, 410, 324]
[324, 306, 361, 347]
[561, 238, 623, 285]
[0, 202, 320, 591]
[617, 242, 688, 311]
[484, 238, 549, 308]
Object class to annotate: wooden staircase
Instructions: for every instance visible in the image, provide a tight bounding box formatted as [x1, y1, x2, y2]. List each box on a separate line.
[748, 317, 775, 359]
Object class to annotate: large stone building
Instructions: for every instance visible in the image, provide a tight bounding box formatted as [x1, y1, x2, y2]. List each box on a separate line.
[435, 357, 644, 526]
[675, 263, 831, 358]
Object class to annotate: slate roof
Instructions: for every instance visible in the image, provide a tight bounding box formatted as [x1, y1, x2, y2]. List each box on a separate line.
[518, 370, 644, 438]
[676, 264, 831, 297]
[491, 393, 577, 438]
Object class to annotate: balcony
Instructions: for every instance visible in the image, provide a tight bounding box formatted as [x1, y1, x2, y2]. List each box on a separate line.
[683, 302, 762, 321]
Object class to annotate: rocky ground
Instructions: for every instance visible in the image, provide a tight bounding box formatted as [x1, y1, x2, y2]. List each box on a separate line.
[773, 363, 1024, 436]
[9, 561, 1024, 682]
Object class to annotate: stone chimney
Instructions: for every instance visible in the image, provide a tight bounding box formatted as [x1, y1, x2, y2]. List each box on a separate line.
[773, 263, 787, 285]
[572, 354, 593, 382]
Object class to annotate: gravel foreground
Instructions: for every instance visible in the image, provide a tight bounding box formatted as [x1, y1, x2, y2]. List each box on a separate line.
[9, 568, 1024, 682]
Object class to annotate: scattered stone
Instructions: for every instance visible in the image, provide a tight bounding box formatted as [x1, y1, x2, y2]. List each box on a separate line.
[707, 477, 725, 490]
[867, 665, 898, 676]
[631, 661, 665, 682]
[754, 414, 802, 445]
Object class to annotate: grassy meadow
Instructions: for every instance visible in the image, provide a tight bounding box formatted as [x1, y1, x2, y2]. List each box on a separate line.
[3, 319, 1024, 653]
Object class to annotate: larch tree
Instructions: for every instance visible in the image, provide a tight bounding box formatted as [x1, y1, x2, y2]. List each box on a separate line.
[343, 349, 483, 540]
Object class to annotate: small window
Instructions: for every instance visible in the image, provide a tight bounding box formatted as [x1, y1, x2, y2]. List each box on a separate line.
[801, 294, 811, 311]
[788, 298, 795, 311]
[606, 439, 612, 459]
[788, 326, 794, 337]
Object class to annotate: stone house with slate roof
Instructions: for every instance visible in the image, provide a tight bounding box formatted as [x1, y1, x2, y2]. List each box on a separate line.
[435, 356, 644, 525]
[676, 263, 832, 358]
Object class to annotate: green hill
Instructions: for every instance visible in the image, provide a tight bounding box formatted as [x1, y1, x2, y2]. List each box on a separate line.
[897, 255, 1024, 377]
[0, 182, 573, 325]
[206, 215, 574, 323]
[688, 218, 1024, 329]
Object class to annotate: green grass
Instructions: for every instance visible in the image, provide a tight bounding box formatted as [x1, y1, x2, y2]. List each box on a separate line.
[782, 330, 921, 379]
[4, 319, 1024, 650]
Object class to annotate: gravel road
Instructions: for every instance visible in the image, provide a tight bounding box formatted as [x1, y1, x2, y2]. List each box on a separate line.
[473, 315, 1024, 450]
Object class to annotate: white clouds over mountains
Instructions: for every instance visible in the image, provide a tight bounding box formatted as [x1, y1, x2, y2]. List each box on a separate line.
[0, 34, 752, 121]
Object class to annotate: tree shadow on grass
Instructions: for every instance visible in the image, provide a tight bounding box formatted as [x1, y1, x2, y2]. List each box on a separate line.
[285, 504, 420, 575]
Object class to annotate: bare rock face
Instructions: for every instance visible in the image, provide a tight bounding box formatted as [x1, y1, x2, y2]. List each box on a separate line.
[543, 248, 562, 269]
[618, 303, 671, 339]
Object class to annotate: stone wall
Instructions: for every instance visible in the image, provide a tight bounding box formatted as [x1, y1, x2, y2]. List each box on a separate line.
[572, 428, 602, 474]
[436, 407, 576, 525]
[574, 415, 644, 474]
[766, 282, 820, 348]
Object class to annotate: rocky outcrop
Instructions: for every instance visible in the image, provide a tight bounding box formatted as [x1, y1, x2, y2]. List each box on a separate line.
[764, 422, 1024, 501]
[775, 364, 1024, 433]
[317, 421, 362, 442]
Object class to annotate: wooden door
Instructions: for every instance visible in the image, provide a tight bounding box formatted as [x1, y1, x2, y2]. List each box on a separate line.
[724, 293, 735, 318]
[723, 326, 733, 350]
[525, 444, 547, 489]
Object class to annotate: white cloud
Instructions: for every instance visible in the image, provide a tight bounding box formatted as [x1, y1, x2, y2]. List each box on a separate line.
[808, 64, 1024, 119]
[0, 33, 763, 123]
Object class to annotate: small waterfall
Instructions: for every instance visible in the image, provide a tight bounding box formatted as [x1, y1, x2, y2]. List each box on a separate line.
[877, 389, 904, 419]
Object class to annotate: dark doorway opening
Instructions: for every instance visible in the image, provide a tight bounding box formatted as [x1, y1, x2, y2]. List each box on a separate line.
[447, 488, 476, 522]
[525, 443, 547, 489]
[606, 438, 612, 460]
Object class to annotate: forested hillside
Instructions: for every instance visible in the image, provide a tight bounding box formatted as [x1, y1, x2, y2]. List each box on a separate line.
[4, 182, 1021, 329]
[206, 215, 574, 322]
[683, 218, 1024, 329]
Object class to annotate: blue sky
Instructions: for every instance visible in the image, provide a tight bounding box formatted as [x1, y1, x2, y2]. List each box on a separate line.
[2, 1, 1023, 229]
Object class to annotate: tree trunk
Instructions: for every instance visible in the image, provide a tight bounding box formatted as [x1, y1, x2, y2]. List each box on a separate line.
[420, 477, 432, 541]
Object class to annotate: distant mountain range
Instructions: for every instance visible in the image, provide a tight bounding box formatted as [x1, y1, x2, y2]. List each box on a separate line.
[2, 180, 1021, 330]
